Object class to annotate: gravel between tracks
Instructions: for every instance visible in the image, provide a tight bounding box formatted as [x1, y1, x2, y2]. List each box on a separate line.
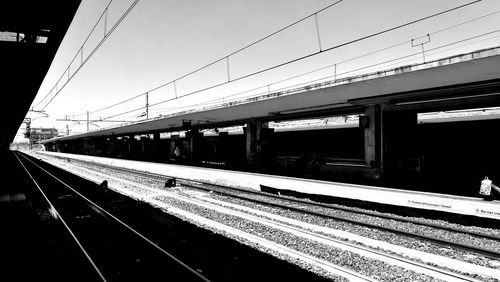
[218, 191, 500, 253]
[75, 160, 500, 238]
[200, 191, 500, 268]
[155, 195, 443, 282]
[38, 156, 500, 281]
[79, 162, 499, 270]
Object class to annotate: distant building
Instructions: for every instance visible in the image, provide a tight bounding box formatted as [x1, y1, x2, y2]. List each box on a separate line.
[30, 127, 58, 143]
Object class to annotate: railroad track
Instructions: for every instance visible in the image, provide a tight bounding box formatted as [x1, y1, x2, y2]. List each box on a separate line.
[63, 157, 500, 257]
[16, 151, 337, 282]
[33, 152, 500, 281]
[14, 151, 211, 282]
[180, 180, 500, 257]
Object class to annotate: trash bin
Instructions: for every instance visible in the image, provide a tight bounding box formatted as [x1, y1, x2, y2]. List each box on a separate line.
[480, 176, 492, 196]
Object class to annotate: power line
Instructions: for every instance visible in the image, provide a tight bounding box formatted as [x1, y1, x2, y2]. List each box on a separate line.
[58, 5, 500, 124]
[99, 27, 500, 124]
[274, 28, 500, 94]
[71, 6, 500, 125]
[34, 0, 140, 112]
[81, 0, 345, 116]
[33, 0, 114, 110]
[33, 0, 115, 110]
[66, 0, 488, 128]
[93, 0, 483, 121]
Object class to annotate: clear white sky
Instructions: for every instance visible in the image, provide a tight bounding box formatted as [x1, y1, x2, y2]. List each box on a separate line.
[17, 0, 500, 140]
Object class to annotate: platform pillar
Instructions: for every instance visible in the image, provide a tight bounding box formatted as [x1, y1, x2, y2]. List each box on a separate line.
[153, 132, 161, 160]
[169, 134, 180, 162]
[128, 135, 135, 156]
[245, 120, 270, 170]
[139, 135, 148, 155]
[98, 137, 105, 155]
[84, 138, 95, 155]
[69, 141, 73, 153]
[187, 128, 202, 163]
[109, 136, 116, 156]
[83, 138, 88, 154]
[218, 131, 229, 165]
[364, 105, 381, 168]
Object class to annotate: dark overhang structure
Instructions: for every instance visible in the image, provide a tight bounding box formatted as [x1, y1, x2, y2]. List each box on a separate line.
[0, 1, 81, 148]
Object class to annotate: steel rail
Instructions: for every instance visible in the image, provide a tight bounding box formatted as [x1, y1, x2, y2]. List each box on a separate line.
[13, 152, 108, 282]
[84, 160, 500, 241]
[186, 180, 500, 241]
[180, 181, 500, 259]
[39, 158, 479, 281]
[172, 191, 481, 282]
[33, 154, 500, 259]
[16, 152, 212, 282]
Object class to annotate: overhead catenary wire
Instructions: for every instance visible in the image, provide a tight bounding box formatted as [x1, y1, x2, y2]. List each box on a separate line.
[240, 29, 500, 105]
[144, 7, 500, 112]
[74, 0, 345, 117]
[91, 28, 500, 131]
[145, 0, 345, 93]
[91, 0, 483, 122]
[34, 0, 140, 112]
[33, 0, 114, 110]
[99, 27, 500, 124]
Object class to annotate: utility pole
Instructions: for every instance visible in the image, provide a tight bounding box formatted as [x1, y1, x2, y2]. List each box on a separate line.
[23, 118, 31, 150]
[87, 111, 89, 132]
[146, 92, 149, 119]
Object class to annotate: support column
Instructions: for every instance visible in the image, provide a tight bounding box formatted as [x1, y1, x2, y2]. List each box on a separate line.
[95, 137, 106, 155]
[170, 134, 179, 162]
[109, 136, 116, 156]
[153, 132, 161, 161]
[187, 128, 202, 163]
[139, 135, 148, 155]
[128, 135, 135, 156]
[78, 139, 84, 153]
[83, 138, 94, 155]
[363, 105, 381, 168]
[118, 136, 126, 157]
[245, 120, 257, 170]
[217, 131, 229, 166]
[245, 120, 270, 170]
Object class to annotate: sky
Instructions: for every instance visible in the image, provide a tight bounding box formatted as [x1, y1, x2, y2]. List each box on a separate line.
[16, 0, 500, 141]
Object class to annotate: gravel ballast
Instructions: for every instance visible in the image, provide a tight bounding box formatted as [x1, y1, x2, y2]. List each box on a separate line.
[37, 154, 500, 281]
